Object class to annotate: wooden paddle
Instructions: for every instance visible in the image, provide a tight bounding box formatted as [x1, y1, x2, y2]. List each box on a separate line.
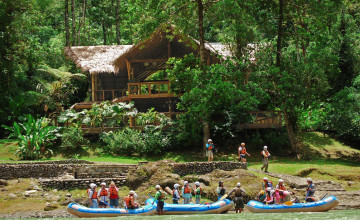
[284, 201, 292, 206]
[219, 194, 228, 201]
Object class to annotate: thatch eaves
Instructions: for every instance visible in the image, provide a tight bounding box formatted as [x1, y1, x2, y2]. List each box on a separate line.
[64, 45, 133, 75]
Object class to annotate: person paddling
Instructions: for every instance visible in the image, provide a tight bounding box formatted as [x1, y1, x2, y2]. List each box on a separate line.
[263, 187, 274, 205]
[275, 179, 289, 204]
[305, 178, 316, 202]
[261, 146, 270, 173]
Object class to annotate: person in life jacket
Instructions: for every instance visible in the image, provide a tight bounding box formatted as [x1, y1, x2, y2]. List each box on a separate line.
[263, 187, 275, 205]
[181, 181, 192, 204]
[124, 190, 139, 209]
[87, 183, 98, 208]
[275, 179, 289, 204]
[255, 190, 266, 202]
[217, 181, 226, 201]
[97, 182, 109, 208]
[206, 139, 214, 162]
[172, 183, 181, 204]
[194, 181, 202, 204]
[261, 146, 270, 173]
[262, 177, 273, 190]
[305, 178, 316, 202]
[152, 185, 165, 215]
[238, 143, 251, 163]
[228, 182, 246, 213]
[108, 181, 119, 208]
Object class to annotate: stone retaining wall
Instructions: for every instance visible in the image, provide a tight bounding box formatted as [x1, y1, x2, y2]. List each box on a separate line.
[0, 163, 137, 180]
[170, 161, 247, 176]
[39, 177, 127, 189]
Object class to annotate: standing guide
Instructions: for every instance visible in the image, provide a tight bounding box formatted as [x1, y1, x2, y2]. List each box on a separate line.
[206, 139, 214, 162]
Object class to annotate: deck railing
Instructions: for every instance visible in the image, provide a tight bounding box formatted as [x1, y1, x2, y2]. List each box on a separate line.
[128, 81, 172, 98]
[238, 111, 282, 129]
[94, 89, 127, 101]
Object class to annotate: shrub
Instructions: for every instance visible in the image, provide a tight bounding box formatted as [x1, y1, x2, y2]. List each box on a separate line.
[2, 115, 58, 160]
[60, 126, 89, 151]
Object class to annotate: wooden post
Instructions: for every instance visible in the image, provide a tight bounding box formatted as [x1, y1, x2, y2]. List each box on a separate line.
[91, 74, 95, 101]
[112, 90, 115, 99]
[126, 59, 131, 80]
[148, 84, 151, 95]
[168, 98, 172, 120]
[102, 90, 105, 101]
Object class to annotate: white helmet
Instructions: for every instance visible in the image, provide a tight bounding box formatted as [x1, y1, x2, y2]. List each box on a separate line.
[174, 183, 180, 189]
[184, 181, 188, 185]
[264, 146, 268, 149]
[208, 139, 212, 142]
[129, 190, 135, 195]
[263, 177, 268, 181]
[279, 179, 284, 183]
[266, 187, 271, 192]
[100, 182, 106, 186]
[236, 182, 241, 187]
[155, 185, 161, 189]
[195, 181, 200, 186]
[90, 183, 96, 189]
[307, 178, 312, 182]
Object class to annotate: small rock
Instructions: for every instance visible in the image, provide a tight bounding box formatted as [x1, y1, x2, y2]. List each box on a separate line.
[0, 188, 8, 192]
[8, 193, 17, 199]
[348, 181, 353, 186]
[66, 193, 72, 197]
[52, 196, 61, 201]
[53, 189, 58, 193]
[0, 179, 8, 186]
[24, 190, 37, 197]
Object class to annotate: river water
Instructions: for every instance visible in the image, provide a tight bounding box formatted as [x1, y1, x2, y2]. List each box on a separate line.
[27, 210, 360, 220]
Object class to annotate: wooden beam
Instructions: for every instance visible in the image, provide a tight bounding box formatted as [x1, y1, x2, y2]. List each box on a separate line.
[91, 74, 95, 101]
[129, 59, 168, 63]
[126, 59, 131, 80]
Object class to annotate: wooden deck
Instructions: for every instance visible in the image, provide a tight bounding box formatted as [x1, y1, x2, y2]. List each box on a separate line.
[237, 111, 282, 129]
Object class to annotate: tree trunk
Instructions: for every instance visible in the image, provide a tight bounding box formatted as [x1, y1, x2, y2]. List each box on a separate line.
[82, 0, 86, 45]
[65, 0, 70, 46]
[71, 0, 76, 46]
[196, 0, 211, 148]
[102, 19, 107, 45]
[196, 0, 207, 66]
[276, 0, 283, 67]
[115, 0, 121, 44]
[284, 111, 298, 157]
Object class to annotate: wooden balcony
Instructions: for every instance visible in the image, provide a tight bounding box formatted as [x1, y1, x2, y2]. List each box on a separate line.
[127, 81, 177, 99]
[94, 89, 127, 102]
[237, 111, 282, 129]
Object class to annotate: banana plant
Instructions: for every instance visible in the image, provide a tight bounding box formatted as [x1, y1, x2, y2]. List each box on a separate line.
[2, 115, 58, 160]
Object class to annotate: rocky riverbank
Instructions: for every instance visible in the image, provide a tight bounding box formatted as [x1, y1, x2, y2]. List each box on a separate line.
[0, 161, 359, 218]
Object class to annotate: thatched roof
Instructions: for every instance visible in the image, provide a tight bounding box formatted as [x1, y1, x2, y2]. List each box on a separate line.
[64, 45, 132, 74]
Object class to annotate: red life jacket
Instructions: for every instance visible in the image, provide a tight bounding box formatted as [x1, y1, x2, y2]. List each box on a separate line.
[184, 186, 191, 194]
[266, 193, 273, 202]
[99, 188, 108, 196]
[240, 147, 246, 154]
[208, 144, 213, 150]
[124, 195, 134, 207]
[262, 150, 270, 158]
[87, 189, 97, 199]
[278, 184, 286, 191]
[109, 186, 119, 199]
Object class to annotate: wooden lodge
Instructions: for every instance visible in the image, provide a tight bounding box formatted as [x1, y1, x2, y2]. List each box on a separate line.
[65, 28, 282, 132]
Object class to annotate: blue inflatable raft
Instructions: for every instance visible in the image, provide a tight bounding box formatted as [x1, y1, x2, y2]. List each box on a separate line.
[67, 203, 157, 218]
[246, 196, 339, 213]
[145, 198, 233, 215]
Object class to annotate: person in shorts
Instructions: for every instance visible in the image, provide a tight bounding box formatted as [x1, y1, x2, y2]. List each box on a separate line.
[87, 183, 98, 208]
[152, 185, 165, 215]
[206, 139, 214, 162]
[228, 182, 246, 213]
[97, 182, 109, 208]
[108, 181, 119, 208]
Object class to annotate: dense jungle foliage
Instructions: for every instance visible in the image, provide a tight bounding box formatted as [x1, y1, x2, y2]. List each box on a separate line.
[0, 0, 359, 159]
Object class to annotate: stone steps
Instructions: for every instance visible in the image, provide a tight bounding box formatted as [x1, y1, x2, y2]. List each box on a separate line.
[39, 177, 127, 190]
